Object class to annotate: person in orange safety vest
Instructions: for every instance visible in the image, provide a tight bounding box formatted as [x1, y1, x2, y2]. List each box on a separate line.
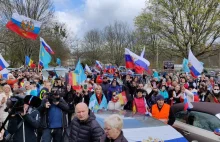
[151, 95, 175, 125]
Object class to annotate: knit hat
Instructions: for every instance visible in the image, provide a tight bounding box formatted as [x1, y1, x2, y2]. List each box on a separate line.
[24, 95, 41, 108]
[156, 95, 164, 101]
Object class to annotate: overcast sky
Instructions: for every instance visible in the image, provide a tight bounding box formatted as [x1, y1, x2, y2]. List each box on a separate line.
[53, 0, 146, 37]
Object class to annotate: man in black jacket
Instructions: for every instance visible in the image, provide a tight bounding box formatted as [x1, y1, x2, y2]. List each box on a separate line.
[69, 103, 104, 142]
[38, 87, 69, 142]
[7, 95, 41, 142]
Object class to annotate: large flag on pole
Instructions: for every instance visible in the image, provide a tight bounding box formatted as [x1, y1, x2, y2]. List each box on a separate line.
[40, 37, 54, 54]
[39, 46, 51, 69]
[188, 49, 204, 78]
[6, 13, 42, 40]
[0, 54, 9, 71]
[74, 59, 86, 84]
[125, 48, 150, 72]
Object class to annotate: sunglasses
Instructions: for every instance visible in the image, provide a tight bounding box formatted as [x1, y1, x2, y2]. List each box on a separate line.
[214, 89, 219, 90]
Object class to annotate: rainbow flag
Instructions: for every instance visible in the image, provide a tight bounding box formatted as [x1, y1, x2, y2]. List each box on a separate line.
[68, 72, 77, 86]
[25, 56, 33, 66]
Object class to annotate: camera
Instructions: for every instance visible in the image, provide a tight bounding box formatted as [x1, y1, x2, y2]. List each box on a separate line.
[46, 87, 65, 103]
[4, 95, 25, 114]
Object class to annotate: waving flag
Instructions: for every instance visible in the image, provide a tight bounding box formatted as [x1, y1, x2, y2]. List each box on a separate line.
[6, 13, 42, 40]
[85, 64, 92, 73]
[125, 49, 135, 69]
[182, 58, 190, 73]
[56, 58, 61, 66]
[74, 59, 86, 84]
[188, 49, 204, 78]
[106, 65, 115, 74]
[25, 56, 33, 66]
[0, 54, 9, 71]
[125, 48, 150, 72]
[0, 68, 9, 79]
[140, 47, 145, 58]
[184, 93, 193, 111]
[39, 46, 51, 69]
[40, 37, 54, 54]
[95, 60, 102, 70]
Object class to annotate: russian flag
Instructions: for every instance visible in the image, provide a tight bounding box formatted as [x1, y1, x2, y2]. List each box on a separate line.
[125, 48, 135, 69]
[0, 68, 9, 79]
[6, 13, 42, 40]
[184, 93, 193, 111]
[95, 60, 102, 70]
[188, 49, 203, 78]
[0, 54, 9, 71]
[40, 37, 54, 54]
[125, 48, 150, 72]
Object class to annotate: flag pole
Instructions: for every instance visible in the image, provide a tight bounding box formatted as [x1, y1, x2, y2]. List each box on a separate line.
[38, 40, 41, 73]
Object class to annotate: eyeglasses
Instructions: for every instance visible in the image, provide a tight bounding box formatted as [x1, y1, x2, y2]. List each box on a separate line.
[214, 89, 219, 90]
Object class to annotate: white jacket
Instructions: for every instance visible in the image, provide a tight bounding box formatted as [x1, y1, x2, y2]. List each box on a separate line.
[108, 101, 122, 110]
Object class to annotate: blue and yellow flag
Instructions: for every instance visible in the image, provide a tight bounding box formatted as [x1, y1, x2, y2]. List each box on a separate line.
[39, 46, 51, 69]
[74, 59, 86, 84]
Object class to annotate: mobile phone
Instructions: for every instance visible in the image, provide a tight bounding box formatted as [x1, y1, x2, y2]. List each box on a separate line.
[83, 84, 88, 90]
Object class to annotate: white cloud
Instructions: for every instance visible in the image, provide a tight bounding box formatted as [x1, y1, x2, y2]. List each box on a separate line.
[55, 0, 146, 38]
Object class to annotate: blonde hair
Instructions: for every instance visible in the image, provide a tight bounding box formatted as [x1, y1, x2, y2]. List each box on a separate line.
[95, 85, 103, 94]
[104, 114, 123, 130]
[3, 84, 12, 92]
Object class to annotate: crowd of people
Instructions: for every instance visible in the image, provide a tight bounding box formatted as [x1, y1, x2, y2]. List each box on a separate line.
[0, 68, 219, 142]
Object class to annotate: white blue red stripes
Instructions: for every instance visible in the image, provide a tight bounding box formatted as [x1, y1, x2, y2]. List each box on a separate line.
[40, 37, 54, 54]
[0, 54, 9, 71]
[188, 49, 203, 78]
[11, 18, 41, 34]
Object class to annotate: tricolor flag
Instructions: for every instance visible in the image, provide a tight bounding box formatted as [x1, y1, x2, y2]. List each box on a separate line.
[125, 48, 150, 72]
[85, 64, 92, 73]
[25, 56, 33, 66]
[0, 68, 9, 79]
[188, 49, 204, 78]
[118, 91, 128, 105]
[125, 48, 135, 69]
[184, 93, 193, 111]
[40, 37, 54, 54]
[0, 54, 9, 71]
[6, 13, 42, 40]
[95, 60, 102, 70]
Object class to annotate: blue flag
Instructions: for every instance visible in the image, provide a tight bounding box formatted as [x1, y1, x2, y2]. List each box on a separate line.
[39, 46, 51, 69]
[56, 58, 61, 66]
[182, 58, 190, 73]
[74, 59, 86, 84]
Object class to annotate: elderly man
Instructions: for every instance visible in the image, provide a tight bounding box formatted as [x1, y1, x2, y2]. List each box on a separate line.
[151, 95, 175, 125]
[100, 114, 128, 142]
[69, 103, 103, 142]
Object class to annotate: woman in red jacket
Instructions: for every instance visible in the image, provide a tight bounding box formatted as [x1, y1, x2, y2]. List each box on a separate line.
[132, 89, 149, 114]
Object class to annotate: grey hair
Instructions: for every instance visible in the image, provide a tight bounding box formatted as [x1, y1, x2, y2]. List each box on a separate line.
[104, 114, 123, 130]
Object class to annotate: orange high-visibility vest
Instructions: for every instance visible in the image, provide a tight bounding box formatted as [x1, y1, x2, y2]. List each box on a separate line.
[152, 104, 170, 121]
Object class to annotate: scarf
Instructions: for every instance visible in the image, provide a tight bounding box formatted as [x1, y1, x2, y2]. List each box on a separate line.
[213, 96, 220, 103]
[96, 93, 102, 105]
